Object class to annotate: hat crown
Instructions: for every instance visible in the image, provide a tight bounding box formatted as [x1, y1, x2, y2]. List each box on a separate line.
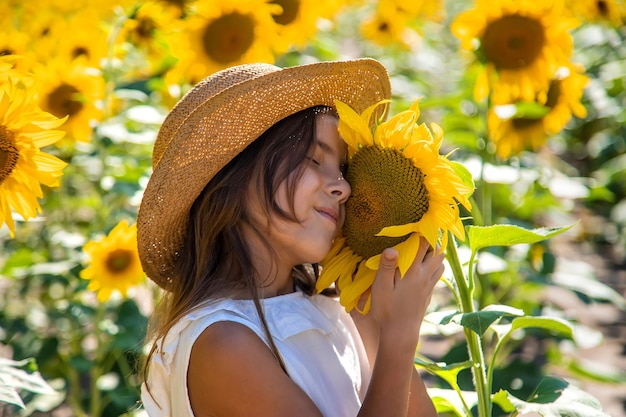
[153, 63, 281, 167]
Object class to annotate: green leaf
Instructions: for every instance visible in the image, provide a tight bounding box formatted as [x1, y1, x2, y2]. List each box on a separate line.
[429, 388, 478, 417]
[468, 224, 576, 252]
[511, 316, 574, 340]
[562, 356, 626, 384]
[492, 389, 516, 413]
[439, 305, 524, 336]
[0, 358, 55, 409]
[414, 357, 473, 388]
[552, 259, 626, 309]
[504, 377, 611, 417]
[527, 376, 569, 403]
[0, 384, 25, 409]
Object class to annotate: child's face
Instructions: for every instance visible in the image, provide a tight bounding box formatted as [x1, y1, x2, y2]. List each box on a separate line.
[251, 113, 351, 267]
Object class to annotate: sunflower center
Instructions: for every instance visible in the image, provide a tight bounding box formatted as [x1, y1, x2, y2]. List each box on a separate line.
[202, 13, 254, 64]
[482, 14, 545, 70]
[47, 83, 83, 118]
[344, 146, 430, 259]
[270, 0, 300, 25]
[106, 249, 133, 273]
[72, 46, 90, 60]
[378, 21, 390, 33]
[0, 126, 19, 185]
[136, 17, 157, 39]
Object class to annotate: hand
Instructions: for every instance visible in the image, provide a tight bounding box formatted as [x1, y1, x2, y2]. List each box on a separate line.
[369, 237, 444, 348]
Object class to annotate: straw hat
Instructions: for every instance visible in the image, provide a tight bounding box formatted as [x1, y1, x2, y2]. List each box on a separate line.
[137, 58, 392, 289]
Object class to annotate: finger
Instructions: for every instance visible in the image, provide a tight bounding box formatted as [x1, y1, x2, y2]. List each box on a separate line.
[424, 251, 445, 278]
[372, 248, 398, 296]
[433, 263, 445, 283]
[415, 237, 431, 261]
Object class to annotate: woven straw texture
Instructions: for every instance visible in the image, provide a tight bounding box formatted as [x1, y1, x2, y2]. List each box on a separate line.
[137, 59, 391, 288]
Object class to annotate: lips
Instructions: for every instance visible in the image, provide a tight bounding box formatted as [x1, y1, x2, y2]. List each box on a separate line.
[316, 207, 338, 224]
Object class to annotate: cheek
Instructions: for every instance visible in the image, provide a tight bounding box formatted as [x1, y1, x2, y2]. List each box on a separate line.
[274, 184, 290, 213]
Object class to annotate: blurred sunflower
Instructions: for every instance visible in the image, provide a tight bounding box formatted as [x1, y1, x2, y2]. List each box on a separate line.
[0, 56, 33, 87]
[14, 4, 110, 71]
[572, 0, 625, 26]
[0, 59, 67, 237]
[0, 30, 30, 64]
[45, 13, 109, 69]
[360, 0, 416, 49]
[269, 0, 343, 53]
[119, 1, 180, 77]
[404, 0, 444, 23]
[80, 220, 145, 303]
[451, 0, 579, 104]
[34, 60, 105, 142]
[316, 99, 474, 313]
[166, 0, 280, 84]
[488, 64, 588, 160]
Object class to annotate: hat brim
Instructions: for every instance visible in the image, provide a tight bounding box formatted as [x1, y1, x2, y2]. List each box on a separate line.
[138, 58, 391, 288]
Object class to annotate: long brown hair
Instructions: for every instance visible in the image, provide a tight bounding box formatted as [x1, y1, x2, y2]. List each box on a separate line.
[143, 105, 335, 391]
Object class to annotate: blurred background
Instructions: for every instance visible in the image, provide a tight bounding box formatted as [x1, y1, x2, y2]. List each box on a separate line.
[0, 0, 625, 416]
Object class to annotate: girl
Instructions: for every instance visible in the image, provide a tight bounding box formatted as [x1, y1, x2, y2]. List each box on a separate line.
[138, 59, 443, 417]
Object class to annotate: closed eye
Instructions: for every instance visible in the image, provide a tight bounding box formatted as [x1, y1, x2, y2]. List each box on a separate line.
[307, 156, 321, 166]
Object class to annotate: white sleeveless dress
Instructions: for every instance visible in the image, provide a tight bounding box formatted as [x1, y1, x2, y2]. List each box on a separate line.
[141, 291, 371, 417]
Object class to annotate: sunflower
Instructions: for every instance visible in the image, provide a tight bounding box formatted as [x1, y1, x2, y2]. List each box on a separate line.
[269, 0, 342, 53]
[31, 12, 109, 71]
[33, 59, 105, 142]
[118, 1, 180, 78]
[80, 220, 145, 303]
[360, 0, 417, 49]
[451, 0, 579, 104]
[316, 99, 474, 313]
[0, 30, 30, 63]
[166, 0, 280, 84]
[488, 64, 588, 160]
[572, 0, 625, 26]
[0, 60, 67, 237]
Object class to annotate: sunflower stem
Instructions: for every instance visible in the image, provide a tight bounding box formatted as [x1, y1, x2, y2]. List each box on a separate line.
[89, 304, 106, 417]
[445, 233, 492, 417]
[479, 160, 493, 227]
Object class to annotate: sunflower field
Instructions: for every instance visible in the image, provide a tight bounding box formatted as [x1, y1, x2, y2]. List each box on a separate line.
[1, 0, 625, 416]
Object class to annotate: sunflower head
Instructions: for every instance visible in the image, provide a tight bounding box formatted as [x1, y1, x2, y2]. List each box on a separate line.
[168, 0, 280, 82]
[344, 146, 429, 259]
[80, 221, 145, 302]
[316, 99, 474, 313]
[0, 58, 67, 237]
[451, 0, 579, 103]
[34, 60, 105, 143]
[488, 64, 588, 159]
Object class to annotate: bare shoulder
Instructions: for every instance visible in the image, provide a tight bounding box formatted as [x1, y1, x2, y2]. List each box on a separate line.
[187, 321, 323, 417]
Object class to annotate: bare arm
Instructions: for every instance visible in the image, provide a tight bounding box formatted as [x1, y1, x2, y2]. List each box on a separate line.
[352, 239, 441, 417]
[188, 321, 323, 417]
[351, 311, 437, 417]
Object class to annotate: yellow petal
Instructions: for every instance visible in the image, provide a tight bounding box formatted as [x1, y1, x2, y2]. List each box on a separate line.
[335, 99, 374, 149]
[376, 222, 417, 237]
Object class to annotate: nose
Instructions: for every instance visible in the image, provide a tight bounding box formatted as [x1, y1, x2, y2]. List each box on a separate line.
[329, 171, 351, 203]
